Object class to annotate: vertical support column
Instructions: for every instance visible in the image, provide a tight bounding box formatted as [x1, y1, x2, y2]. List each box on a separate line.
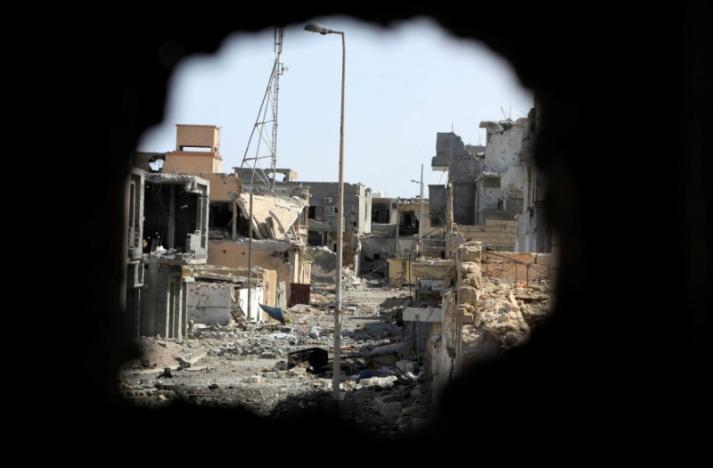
[446, 182, 454, 233]
[419, 163, 424, 256]
[180, 281, 188, 339]
[145, 257, 159, 336]
[200, 192, 208, 251]
[395, 202, 400, 257]
[166, 278, 175, 338]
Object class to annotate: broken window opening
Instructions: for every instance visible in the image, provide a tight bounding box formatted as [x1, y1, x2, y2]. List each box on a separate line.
[209, 201, 233, 240]
[143, 181, 204, 253]
[399, 210, 419, 236]
[308, 205, 324, 221]
[372, 201, 391, 224]
[234, 204, 255, 238]
[308, 230, 325, 246]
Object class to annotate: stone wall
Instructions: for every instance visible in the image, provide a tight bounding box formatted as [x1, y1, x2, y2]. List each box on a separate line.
[426, 241, 553, 402]
[453, 219, 517, 251]
[386, 258, 455, 287]
[481, 251, 552, 284]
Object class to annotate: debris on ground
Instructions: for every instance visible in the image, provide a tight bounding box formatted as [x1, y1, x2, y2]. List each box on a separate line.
[120, 276, 551, 439]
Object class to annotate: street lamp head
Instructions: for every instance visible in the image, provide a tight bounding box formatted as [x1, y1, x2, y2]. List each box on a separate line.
[304, 23, 331, 35]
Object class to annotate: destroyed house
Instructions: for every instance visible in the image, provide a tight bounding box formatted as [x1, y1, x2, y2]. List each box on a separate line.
[134, 124, 312, 313]
[124, 171, 210, 339]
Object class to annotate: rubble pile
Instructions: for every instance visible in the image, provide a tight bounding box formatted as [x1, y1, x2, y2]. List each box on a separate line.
[462, 278, 551, 352]
[119, 283, 430, 437]
[120, 262, 550, 438]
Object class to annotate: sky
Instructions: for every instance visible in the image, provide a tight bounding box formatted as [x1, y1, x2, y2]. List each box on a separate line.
[138, 16, 533, 198]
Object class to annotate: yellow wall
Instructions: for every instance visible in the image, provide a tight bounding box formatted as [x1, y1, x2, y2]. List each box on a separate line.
[176, 125, 220, 150]
[208, 241, 292, 304]
[387, 258, 455, 287]
[163, 151, 222, 174]
[198, 173, 240, 201]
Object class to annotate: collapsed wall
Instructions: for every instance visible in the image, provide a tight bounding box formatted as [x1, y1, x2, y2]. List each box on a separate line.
[427, 241, 552, 401]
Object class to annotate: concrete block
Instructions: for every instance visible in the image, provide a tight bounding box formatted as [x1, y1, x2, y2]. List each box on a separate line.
[456, 304, 474, 325]
[458, 261, 481, 277]
[457, 242, 482, 262]
[458, 286, 479, 305]
[460, 276, 482, 289]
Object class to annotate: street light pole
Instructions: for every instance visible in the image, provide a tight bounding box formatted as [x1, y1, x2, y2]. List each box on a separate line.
[419, 163, 424, 256]
[304, 23, 346, 402]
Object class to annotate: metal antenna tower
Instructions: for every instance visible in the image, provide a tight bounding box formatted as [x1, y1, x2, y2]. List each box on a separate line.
[240, 26, 286, 192]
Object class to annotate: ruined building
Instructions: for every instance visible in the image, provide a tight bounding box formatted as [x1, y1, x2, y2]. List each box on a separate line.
[512, 107, 550, 252]
[127, 125, 313, 336]
[124, 169, 210, 339]
[427, 110, 550, 254]
[280, 180, 372, 271]
[362, 195, 444, 277]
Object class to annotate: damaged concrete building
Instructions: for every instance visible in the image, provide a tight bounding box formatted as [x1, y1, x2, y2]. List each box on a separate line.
[510, 107, 552, 253]
[124, 169, 210, 339]
[385, 111, 557, 402]
[427, 110, 551, 254]
[208, 190, 312, 309]
[120, 116, 557, 435]
[127, 124, 313, 335]
[281, 180, 372, 272]
[430, 132, 484, 226]
[361, 195, 444, 277]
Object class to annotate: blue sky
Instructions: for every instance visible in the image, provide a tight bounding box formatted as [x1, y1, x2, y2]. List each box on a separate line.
[138, 16, 532, 198]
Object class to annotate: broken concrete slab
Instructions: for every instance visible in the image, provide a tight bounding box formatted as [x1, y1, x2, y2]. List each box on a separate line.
[236, 193, 307, 240]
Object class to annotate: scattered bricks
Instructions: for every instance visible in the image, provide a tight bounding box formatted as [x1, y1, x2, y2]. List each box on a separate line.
[457, 286, 479, 305]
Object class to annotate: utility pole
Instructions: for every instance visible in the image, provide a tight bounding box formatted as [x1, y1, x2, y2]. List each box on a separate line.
[304, 22, 347, 403]
[419, 163, 424, 256]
